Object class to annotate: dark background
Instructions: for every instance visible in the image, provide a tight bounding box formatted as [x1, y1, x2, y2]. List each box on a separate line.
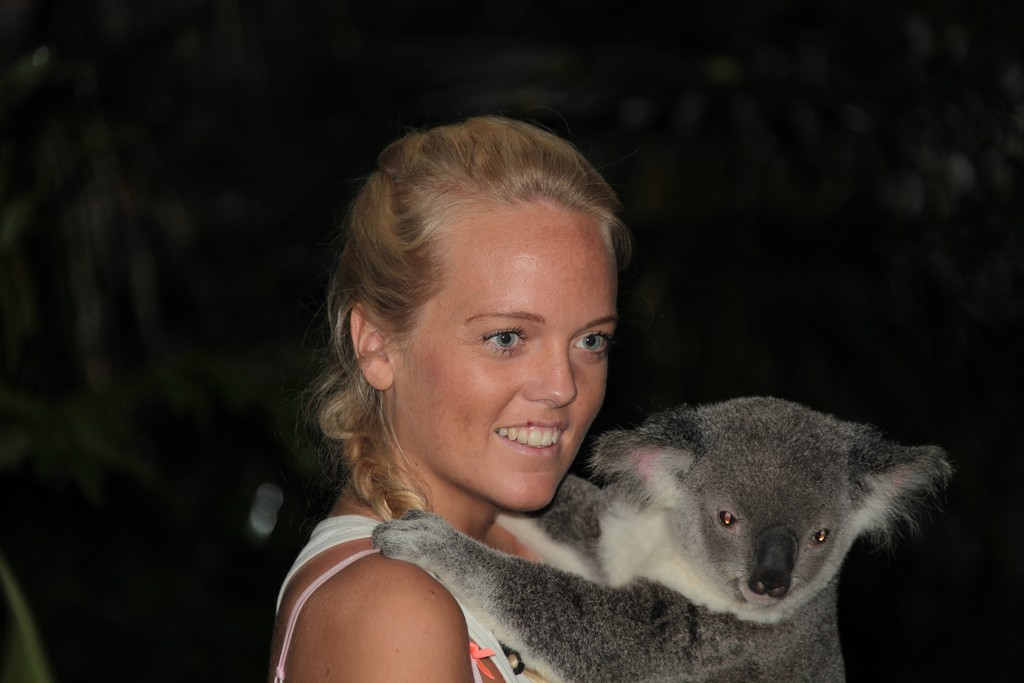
[1, 1, 1021, 681]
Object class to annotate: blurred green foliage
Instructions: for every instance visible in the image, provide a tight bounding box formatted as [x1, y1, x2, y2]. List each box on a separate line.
[1, 1, 1022, 681]
[0, 549, 55, 683]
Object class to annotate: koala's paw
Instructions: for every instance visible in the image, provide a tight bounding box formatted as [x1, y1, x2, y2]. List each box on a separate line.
[371, 510, 462, 567]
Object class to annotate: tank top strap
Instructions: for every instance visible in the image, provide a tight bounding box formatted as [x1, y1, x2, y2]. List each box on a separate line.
[272, 547, 379, 683]
[272, 546, 505, 682]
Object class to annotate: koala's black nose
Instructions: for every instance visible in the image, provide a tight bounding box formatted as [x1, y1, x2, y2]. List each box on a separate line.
[749, 576, 790, 598]
[749, 525, 797, 599]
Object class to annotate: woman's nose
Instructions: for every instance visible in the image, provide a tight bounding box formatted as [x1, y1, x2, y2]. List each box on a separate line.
[523, 347, 578, 406]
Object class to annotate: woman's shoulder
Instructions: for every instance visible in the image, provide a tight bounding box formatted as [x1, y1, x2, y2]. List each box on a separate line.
[286, 511, 467, 621]
[317, 542, 464, 615]
[273, 539, 474, 682]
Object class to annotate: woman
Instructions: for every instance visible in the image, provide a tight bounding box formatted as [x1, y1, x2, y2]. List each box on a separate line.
[269, 116, 633, 682]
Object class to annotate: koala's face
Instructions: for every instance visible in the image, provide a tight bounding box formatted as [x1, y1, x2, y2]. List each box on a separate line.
[595, 396, 949, 622]
[665, 411, 860, 621]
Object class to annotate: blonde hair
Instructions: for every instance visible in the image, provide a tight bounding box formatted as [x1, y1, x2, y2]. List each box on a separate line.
[310, 115, 632, 520]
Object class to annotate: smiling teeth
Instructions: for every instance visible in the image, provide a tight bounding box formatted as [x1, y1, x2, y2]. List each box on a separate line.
[497, 426, 561, 448]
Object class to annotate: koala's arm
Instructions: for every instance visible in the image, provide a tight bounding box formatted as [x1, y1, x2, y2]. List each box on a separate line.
[495, 474, 607, 579]
[535, 474, 605, 548]
[373, 511, 739, 683]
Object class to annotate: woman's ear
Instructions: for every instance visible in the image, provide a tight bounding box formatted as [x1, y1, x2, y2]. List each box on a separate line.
[350, 305, 395, 391]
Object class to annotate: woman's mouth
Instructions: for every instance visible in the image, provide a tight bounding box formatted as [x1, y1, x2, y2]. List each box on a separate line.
[496, 425, 562, 448]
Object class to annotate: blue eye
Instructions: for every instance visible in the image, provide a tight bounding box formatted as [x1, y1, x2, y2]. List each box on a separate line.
[576, 333, 610, 353]
[485, 329, 525, 353]
[493, 331, 519, 347]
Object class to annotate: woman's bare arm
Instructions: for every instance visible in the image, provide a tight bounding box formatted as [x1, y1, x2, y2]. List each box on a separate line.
[269, 549, 477, 683]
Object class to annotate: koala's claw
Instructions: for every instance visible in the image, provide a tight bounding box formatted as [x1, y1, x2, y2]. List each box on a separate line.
[371, 510, 458, 563]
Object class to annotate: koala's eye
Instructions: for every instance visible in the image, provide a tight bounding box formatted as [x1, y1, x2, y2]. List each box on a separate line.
[812, 529, 829, 544]
[718, 511, 736, 527]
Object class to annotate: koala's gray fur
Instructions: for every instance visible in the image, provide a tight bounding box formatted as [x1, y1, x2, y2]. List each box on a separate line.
[372, 397, 952, 683]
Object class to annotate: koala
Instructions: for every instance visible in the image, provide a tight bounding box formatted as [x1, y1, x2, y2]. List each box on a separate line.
[372, 397, 952, 683]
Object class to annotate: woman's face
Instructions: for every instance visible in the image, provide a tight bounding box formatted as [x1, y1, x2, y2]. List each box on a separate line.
[384, 200, 618, 532]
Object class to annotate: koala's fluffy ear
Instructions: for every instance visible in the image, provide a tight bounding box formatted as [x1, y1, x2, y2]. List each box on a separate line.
[588, 406, 703, 508]
[847, 426, 953, 547]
